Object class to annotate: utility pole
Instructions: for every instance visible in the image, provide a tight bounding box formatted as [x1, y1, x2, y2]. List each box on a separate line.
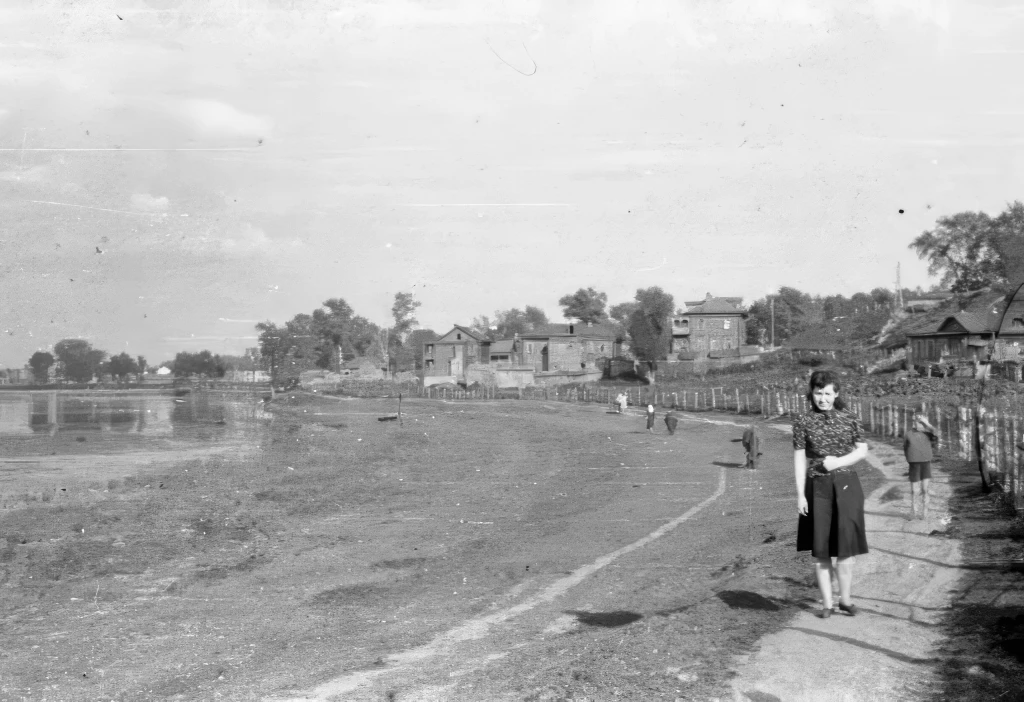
[770, 296, 775, 349]
[895, 263, 905, 312]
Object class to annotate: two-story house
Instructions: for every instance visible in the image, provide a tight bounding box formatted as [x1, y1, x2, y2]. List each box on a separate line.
[672, 294, 747, 357]
[517, 322, 621, 373]
[421, 325, 491, 385]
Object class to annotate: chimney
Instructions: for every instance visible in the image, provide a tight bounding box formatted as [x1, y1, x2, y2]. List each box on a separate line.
[706, 292, 712, 300]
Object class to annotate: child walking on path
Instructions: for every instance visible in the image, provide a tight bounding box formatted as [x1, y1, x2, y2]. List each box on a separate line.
[903, 414, 937, 520]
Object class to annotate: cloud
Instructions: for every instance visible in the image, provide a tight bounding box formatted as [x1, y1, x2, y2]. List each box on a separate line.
[221, 223, 273, 252]
[178, 99, 272, 139]
[131, 193, 170, 212]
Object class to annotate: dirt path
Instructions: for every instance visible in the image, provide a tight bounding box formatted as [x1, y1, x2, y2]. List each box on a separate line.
[728, 432, 959, 701]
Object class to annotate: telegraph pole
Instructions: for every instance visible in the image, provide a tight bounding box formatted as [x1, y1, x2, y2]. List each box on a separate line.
[895, 263, 905, 311]
[770, 296, 775, 349]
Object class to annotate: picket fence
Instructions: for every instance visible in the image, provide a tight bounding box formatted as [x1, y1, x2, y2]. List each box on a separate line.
[415, 382, 1024, 511]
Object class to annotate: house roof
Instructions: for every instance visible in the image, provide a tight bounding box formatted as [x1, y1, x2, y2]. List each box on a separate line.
[882, 289, 1008, 345]
[682, 295, 746, 316]
[906, 292, 1006, 338]
[490, 339, 516, 354]
[998, 281, 1024, 336]
[519, 322, 619, 339]
[451, 325, 488, 341]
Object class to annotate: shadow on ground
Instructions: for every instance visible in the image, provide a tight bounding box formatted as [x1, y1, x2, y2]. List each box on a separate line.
[934, 457, 1024, 701]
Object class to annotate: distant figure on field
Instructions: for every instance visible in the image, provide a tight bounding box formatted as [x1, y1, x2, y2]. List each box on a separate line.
[664, 409, 678, 435]
[646, 404, 656, 433]
[903, 414, 938, 520]
[742, 424, 763, 470]
[616, 392, 628, 414]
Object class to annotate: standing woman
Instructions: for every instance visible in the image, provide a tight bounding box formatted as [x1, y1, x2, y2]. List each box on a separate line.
[794, 370, 869, 618]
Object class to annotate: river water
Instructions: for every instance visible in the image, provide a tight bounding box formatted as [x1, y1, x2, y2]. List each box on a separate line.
[0, 390, 268, 493]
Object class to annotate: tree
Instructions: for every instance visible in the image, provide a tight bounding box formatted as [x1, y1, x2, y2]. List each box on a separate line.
[626, 287, 674, 382]
[136, 355, 147, 381]
[470, 315, 494, 337]
[991, 201, 1024, 288]
[869, 287, 895, 311]
[53, 339, 106, 383]
[108, 352, 139, 381]
[909, 210, 1002, 292]
[609, 302, 638, 325]
[172, 351, 225, 378]
[28, 351, 54, 384]
[311, 298, 355, 371]
[559, 287, 608, 324]
[524, 305, 549, 330]
[391, 292, 421, 340]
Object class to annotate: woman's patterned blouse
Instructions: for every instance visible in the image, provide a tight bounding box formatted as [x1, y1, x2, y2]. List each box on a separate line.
[792, 408, 864, 477]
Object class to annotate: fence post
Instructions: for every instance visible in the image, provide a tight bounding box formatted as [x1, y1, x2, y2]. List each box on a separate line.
[1013, 415, 1021, 508]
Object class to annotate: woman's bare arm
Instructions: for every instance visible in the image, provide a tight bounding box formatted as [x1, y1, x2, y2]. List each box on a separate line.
[823, 442, 868, 471]
[794, 450, 808, 514]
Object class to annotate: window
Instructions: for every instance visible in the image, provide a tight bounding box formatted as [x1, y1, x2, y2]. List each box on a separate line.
[723, 320, 731, 330]
[600, 344, 605, 353]
[725, 339, 733, 349]
[1013, 318, 1024, 329]
[698, 319, 705, 330]
[425, 344, 434, 355]
[451, 347, 457, 357]
[457, 333, 462, 340]
[526, 343, 534, 354]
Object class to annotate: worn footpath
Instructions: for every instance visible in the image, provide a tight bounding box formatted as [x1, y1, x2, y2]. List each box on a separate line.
[730, 432, 959, 701]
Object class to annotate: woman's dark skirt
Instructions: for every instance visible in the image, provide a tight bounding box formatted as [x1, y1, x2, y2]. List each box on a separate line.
[797, 470, 869, 559]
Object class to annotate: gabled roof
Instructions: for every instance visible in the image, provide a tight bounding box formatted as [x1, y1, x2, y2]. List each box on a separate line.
[887, 288, 1007, 343]
[942, 311, 994, 334]
[682, 295, 746, 315]
[436, 325, 489, 342]
[998, 281, 1024, 336]
[490, 339, 516, 354]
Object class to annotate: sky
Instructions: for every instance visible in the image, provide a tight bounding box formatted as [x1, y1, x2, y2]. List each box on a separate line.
[2, 0, 1024, 367]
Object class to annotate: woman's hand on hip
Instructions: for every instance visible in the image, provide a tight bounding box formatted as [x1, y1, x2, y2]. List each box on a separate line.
[822, 456, 840, 471]
[797, 494, 808, 516]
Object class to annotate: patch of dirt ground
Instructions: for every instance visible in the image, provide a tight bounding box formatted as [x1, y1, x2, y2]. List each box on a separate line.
[0, 394, 883, 701]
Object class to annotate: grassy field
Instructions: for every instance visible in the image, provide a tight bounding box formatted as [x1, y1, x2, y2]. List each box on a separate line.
[0, 393, 883, 701]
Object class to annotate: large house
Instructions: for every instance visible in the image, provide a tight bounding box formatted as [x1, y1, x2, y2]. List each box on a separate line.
[422, 325, 491, 383]
[672, 294, 748, 357]
[517, 322, 621, 373]
[422, 322, 621, 386]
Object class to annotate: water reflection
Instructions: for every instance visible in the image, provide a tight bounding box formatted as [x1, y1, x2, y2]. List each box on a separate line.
[0, 391, 263, 440]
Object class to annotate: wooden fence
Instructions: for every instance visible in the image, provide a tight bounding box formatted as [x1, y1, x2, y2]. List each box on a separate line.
[415, 381, 1024, 511]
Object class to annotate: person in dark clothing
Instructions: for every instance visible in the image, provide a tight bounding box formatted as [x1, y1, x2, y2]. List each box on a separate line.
[794, 370, 869, 619]
[903, 414, 937, 520]
[742, 424, 762, 470]
[645, 404, 656, 433]
[664, 410, 678, 435]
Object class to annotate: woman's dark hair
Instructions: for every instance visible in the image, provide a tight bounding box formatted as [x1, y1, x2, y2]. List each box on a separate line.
[806, 369, 847, 411]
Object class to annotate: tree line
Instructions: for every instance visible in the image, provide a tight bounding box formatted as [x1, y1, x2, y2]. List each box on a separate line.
[24, 340, 147, 384]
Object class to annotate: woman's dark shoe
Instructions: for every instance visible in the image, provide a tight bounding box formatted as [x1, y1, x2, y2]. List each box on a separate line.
[838, 602, 859, 616]
[820, 606, 832, 619]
